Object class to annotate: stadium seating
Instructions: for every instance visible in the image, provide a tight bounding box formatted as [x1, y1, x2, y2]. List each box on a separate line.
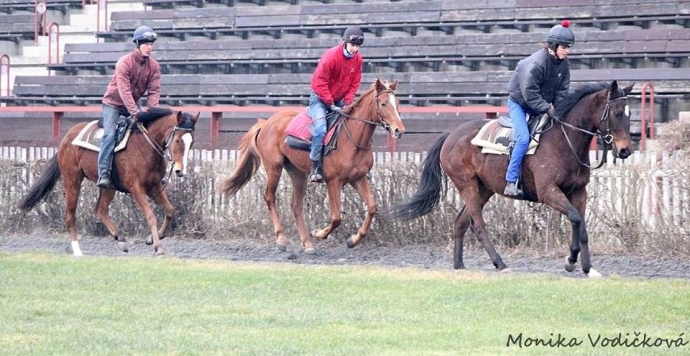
[0, 0, 82, 14]
[0, 13, 35, 43]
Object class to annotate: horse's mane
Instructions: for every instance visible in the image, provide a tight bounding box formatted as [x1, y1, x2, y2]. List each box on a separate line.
[343, 81, 379, 114]
[555, 82, 609, 118]
[136, 107, 175, 125]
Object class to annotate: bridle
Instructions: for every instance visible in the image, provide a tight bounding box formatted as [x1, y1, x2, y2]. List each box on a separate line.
[552, 95, 628, 169]
[137, 121, 195, 183]
[336, 89, 397, 149]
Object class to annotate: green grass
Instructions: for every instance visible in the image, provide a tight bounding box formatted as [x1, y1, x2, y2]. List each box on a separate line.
[1, 252, 689, 356]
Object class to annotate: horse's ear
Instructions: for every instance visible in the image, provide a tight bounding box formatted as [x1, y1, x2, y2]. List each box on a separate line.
[193, 112, 200, 124]
[375, 78, 385, 92]
[608, 80, 619, 99]
[176, 111, 184, 125]
[389, 80, 398, 91]
[623, 83, 635, 95]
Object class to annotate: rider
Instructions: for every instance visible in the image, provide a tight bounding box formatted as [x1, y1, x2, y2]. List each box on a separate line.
[97, 25, 161, 189]
[504, 20, 574, 196]
[307, 26, 364, 183]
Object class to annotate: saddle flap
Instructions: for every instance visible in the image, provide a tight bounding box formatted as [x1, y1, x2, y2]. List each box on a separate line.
[284, 110, 342, 154]
[470, 118, 541, 155]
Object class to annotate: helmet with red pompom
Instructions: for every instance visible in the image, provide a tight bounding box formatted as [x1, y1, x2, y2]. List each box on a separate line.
[546, 20, 575, 47]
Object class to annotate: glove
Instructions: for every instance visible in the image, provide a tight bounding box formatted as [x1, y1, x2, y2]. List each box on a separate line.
[546, 105, 556, 118]
[329, 104, 341, 113]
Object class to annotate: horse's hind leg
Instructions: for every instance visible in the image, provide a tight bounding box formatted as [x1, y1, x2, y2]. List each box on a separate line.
[145, 184, 175, 245]
[458, 183, 507, 270]
[453, 205, 471, 269]
[265, 162, 292, 251]
[94, 188, 126, 252]
[63, 174, 84, 256]
[345, 177, 377, 248]
[284, 163, 314, 253]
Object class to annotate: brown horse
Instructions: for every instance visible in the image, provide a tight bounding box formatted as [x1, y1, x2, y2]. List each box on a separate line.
[17, 108, 199, 256]
[393, 81, 634, 277]
[218, 79, 406, 253]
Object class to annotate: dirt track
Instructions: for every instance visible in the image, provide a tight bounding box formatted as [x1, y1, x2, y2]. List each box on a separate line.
[2, 232, 690, 280]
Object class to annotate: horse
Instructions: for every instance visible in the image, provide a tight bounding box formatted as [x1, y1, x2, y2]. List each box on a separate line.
[392, 81, 634, 277]
[218, 78, 406, 253]
[17, 107, 200, 256]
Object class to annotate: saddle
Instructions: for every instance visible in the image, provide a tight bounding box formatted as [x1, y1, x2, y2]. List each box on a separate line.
[71, 116, 134, 152]
[470, 114, 551, 155]
[284, 110, 344, 155]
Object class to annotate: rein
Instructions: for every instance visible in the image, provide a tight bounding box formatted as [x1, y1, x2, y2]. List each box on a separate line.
[337, 89, 396, 150]
[137, 121, 194, 184]
[552, 95, 627, 169]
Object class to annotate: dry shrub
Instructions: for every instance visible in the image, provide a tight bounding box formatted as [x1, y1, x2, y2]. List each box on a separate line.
[2, 148, 690, 257]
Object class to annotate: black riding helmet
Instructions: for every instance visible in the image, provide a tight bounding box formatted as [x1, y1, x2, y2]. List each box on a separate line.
[342, 26, 364, 46]
[132, 25, 157, 47]
[546, 20, 575, 48]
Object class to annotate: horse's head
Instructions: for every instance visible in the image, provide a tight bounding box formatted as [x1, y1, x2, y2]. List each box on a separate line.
[374, 78, 406, 139]
[600, 81, 635, 159]
[168, 111, 200, 177]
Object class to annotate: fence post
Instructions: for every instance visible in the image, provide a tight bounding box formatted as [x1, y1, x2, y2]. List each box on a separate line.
[640, 82, 655, 152]
[0, 54, 9, 96]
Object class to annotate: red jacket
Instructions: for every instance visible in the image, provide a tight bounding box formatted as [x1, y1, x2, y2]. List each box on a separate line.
[102, 49, 161, 116]
[310, 44, 362, 106]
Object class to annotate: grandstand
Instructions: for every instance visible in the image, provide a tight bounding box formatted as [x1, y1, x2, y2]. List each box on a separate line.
[0, 0, 688, 150]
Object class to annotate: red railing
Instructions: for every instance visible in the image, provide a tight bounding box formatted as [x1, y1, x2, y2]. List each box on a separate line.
[640, 82, 655, 152]
[0, 105, 508, 149]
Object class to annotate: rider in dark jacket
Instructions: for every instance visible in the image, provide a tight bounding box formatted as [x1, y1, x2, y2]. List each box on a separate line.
[504, 20, 574, 196]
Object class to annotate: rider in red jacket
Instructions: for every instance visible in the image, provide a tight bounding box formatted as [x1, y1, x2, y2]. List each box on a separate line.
[307, 26, 364, 183]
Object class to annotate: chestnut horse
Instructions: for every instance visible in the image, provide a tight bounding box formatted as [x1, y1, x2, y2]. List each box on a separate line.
[218, 79, 406, 253]
[17, 108, 199, 256]
[393, 81, 634, 277]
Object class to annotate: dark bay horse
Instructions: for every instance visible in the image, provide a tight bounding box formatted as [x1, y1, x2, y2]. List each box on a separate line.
[17, 108, 199, 256]
[393, 81, 634, 277]
[218, 79, 406, 253]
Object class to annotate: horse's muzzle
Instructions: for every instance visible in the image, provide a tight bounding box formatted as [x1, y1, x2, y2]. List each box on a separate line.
[391, 127, 404, 139]
[617, 147, 631, 159]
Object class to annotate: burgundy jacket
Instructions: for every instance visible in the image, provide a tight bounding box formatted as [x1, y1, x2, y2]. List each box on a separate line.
[102, 49, 161, 115]
[310, 44, 363, 106]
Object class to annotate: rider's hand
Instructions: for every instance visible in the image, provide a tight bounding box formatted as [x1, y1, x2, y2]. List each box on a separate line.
[329, 104, 341, 113]
[546, 105, 557, 119]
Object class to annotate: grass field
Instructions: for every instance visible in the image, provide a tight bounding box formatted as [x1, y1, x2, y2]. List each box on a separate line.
[1, 252, 689, 356]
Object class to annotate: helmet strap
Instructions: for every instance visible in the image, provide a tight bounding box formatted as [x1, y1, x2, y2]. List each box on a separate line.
[343, 45, 355, 58]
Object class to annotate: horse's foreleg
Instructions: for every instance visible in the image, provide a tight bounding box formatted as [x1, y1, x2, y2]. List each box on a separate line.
[346, 177, 377, 248]
[146, 184, 175, 244]
[94, 188, 124, 251]
[63, 176, 84, 256]
[285, 168, 313, 253]
[312, 180, 343, 241]
[264, 168, 290, 251]
[543, 187, 599, 277]
[130, 187, 164, 255]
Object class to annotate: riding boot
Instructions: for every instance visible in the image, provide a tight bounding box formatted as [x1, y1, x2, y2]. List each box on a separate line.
[97, 172, 113, 189]
[503, 181, 523, 197]
[309, 159, 323, 183]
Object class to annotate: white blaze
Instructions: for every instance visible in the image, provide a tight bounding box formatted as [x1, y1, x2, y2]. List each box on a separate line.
[388, 94, 403, 122]
[180, 133, 193, 175]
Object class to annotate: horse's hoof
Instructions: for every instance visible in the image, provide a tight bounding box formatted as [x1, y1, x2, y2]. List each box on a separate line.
[304, 247, 316, 255]
[311, 229, 326, 240]
[277, 243, 287, 252]
[118, 241, 128, 253]
[565, 257, 576, 272]
[145, 235, 153, 245]
[587, 269, 603, 278]
[154, 249, 166, 256]
[500, 268, 513, 273]
[346, 237, 356, 248]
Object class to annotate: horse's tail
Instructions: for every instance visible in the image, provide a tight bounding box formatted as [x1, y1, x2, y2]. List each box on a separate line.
[17, 155, 62, 212]
[391, 132, 449, 221]
[217, 119, 265, 197]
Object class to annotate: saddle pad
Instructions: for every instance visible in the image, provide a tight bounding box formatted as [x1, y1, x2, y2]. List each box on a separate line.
[71, 120, 132, 153]
[284, 111, 339, 145]
[470, 119, 539, 155]
[284, 111, 312, 141]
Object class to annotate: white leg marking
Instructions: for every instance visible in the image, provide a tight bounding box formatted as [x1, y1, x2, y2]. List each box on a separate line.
[71, 241, 83, 257]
